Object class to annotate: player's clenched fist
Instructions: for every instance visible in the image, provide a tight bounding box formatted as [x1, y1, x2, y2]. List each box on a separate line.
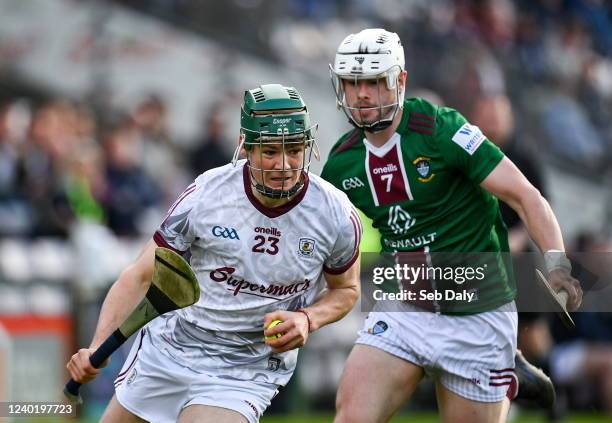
[66, 348, 108, 384]
[263, 310, 310, 353]
[548, 268, 583, 311]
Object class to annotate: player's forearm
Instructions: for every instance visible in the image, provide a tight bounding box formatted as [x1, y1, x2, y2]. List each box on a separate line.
[90, 267, 151, 349]
[303, 285, 359, 332]
[513, 187, 565, 253]
[304, 264, 360, 332]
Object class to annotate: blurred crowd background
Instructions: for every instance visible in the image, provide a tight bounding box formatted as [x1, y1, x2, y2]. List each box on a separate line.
[0, 0, 611, 421]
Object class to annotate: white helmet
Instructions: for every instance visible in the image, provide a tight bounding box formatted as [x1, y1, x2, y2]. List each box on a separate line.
[330, 28, 406, 132]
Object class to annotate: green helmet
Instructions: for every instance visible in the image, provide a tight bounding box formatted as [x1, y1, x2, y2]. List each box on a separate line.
[240, 84, 313, 146]
[235, 84, 318, 199]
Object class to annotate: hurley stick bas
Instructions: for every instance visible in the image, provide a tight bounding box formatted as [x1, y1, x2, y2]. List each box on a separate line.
[64, 247, 200, 404]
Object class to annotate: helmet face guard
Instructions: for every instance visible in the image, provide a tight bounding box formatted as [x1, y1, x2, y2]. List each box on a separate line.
[330, 28, 406, 133]
[233, 84, 319, 199]
[330, 65, 404, 133]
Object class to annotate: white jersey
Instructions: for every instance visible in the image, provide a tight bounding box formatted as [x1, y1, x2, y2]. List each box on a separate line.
[148, 160, 361, 384]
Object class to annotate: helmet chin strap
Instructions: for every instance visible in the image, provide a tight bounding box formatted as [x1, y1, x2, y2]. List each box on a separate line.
[247, 164, 305, 199]
[348, 116, 394, 133]
[253, 179, 304, 199]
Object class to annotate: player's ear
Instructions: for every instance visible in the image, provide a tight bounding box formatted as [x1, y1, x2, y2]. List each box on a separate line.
[238, 134, 247, 158]
[399, 71, 408, 91]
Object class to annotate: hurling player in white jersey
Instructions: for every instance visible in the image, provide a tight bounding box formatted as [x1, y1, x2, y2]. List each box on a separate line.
[67, 84, 362, 423]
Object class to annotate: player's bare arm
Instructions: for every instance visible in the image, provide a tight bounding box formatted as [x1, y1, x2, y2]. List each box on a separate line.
[480, 157, 582, 310]
[264, 257, 360, 353]
[66, 239, 157, 383]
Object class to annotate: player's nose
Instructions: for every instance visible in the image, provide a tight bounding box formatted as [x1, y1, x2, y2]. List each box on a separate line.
[356, 80, 371, 99]
[272, 153, 294, 171]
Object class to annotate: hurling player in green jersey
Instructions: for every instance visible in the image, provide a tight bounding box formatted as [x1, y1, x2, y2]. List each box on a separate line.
[322, 29, 583, 423]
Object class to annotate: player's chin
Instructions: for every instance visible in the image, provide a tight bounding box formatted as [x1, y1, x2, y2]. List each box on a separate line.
[351, 110, 376, 121]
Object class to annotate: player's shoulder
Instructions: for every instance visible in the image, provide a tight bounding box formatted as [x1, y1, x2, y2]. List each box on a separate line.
[327, 127, 364, 158]
[307, 173, 355, 214]
[401, 98, 468, 143]
[308, 172, 345, 197]
[322, 128, 364, 184]
[187, 161, 244, 202]
[400, 97, 440, 137]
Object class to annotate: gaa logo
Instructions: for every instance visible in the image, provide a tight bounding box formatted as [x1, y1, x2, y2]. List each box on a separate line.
[212, 226, 240, 240]
[342, 177, 365, 190]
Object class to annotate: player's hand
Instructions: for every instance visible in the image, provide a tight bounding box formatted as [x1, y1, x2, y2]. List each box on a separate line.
[548, 268, 582, 311]
[263, 310, 310, 353]
[66, 348, 109, 384]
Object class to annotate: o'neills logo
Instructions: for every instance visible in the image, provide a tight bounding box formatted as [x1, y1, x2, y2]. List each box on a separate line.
[372, 164, 398, 175]
[255, 227, 282, 237]
[209, 267, 310, 297]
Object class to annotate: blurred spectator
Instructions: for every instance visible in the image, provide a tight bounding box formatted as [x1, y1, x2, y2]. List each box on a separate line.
[189, 108, 232, 176]
[549, 232, 612, 415]
[436, 41, 506, 115]
[567, 0, 612, 55]
[130, 94, 190, 205]
[540, 91, 606, 169]
[544, 16, 593, 87]
[0, 100, 32, 237]
[579, 55, 612, 160]
[21, 101, 80, 238]
[455, 0, 517, 50]
[514, 9, 549, 81]
[101, 120, 161, 237]
[63, 140, 106, 225]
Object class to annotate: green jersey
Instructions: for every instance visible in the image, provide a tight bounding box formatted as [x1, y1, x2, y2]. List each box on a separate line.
[321, 98, 515, 313]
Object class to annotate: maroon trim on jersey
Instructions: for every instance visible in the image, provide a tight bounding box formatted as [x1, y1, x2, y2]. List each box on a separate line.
[367, 144, 411, 205]
[323, 209, 362, 275]
[324, 250, 359, 275]
[406, 112, 435, 135]
[153, 231, 184, 255]
[161, 183, 196, 225]
[406, 124, 434, 135]
[333, 129, 362, 154]
[409, 111, 435, 122]
[350, 207, 363, 236]
[242, 164, 309, 218]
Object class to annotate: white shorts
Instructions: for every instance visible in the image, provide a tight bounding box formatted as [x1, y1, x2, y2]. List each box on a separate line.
[114, 329, 279, 423]
[356, 301, 518, 402]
